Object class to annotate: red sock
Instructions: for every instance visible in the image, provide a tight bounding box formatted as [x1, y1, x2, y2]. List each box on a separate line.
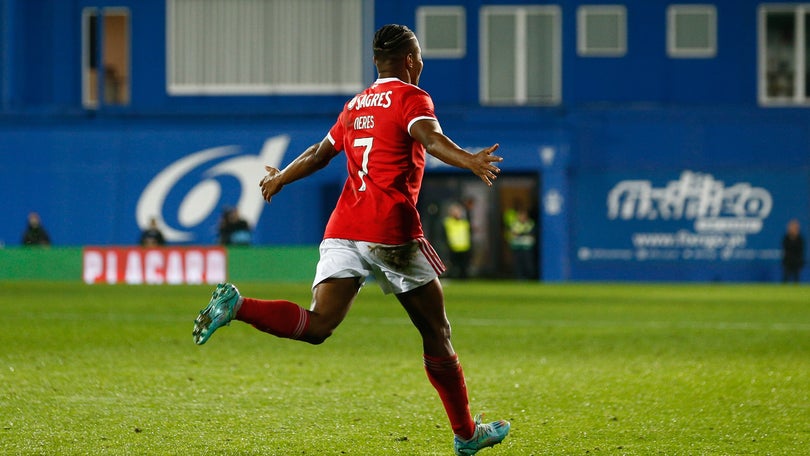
[424, 354, 475, 439]
[235, 298, 310, 340]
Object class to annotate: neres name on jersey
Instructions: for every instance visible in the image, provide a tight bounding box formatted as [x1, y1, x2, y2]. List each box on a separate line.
[354, 115, 374, 130]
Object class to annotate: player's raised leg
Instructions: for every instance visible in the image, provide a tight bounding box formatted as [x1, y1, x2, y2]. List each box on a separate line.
[236, 277, 360, 344]
[193, 277, 361, 345]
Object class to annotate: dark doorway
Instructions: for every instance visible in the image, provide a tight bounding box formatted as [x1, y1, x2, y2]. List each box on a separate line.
[419, 172, 540, 279]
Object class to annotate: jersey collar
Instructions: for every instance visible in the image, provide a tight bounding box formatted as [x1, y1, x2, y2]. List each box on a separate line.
[374, 77, 402, 84]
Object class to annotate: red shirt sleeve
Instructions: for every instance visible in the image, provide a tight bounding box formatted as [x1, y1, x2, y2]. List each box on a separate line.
[401, 88, 437, 136]
[327, 108, 348, 152]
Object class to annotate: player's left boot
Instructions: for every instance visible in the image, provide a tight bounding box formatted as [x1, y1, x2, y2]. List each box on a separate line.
[193, 283, 241, 345]
[453, 414, 511, 455]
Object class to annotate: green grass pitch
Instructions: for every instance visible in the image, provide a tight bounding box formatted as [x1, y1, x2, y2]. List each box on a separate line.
[1, 280, 808, 455]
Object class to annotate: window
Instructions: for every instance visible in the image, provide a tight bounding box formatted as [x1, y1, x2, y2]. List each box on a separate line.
[577, 5, 627, 57]
[667, 5, 717, 58]
[166, 0, 366, 95]
[480, 6, 561, 105]
[759, 4, 810, 105]
[417, 6, 466, 58]
[82, 8, 131, 108]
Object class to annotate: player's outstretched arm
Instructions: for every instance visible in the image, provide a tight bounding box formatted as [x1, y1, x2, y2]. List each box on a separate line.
[410, 119, 502, 186]
[260, 138, 339, 203]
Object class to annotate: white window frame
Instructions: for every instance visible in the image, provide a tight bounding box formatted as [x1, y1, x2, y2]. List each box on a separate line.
[758, 4, 810, 106]
[480, 5, 562, 106]
[165, 0, 368, 96]
[667, 4, 717, 58]
[417, 6, 466, 58]
[577, 5, 627, 57]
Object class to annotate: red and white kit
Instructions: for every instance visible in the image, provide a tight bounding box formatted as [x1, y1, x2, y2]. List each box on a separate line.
[318, 78, 446, 292]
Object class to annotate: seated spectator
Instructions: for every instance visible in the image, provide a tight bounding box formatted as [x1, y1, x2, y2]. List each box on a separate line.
[140, 217, 167, 247]
[22, 212, 51, 246]
[218, 207, 252, 246]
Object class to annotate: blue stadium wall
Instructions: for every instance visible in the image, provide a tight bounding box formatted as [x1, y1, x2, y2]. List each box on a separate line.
[1, 0, 808, 282]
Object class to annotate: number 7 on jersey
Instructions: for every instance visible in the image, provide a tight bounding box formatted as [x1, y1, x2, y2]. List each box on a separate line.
[354, 137, 373, 192]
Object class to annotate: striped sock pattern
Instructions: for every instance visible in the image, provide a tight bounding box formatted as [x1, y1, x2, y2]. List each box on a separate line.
[236, 297, 310, 340]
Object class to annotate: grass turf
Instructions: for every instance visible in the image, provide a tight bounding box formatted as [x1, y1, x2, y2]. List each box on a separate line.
[1, 281, 808, 455]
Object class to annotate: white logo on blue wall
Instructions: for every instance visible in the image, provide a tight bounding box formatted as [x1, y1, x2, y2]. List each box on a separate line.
[136, 135, 289, 243]
[578, 170, 781, 262]
[607, 170, 772, 230]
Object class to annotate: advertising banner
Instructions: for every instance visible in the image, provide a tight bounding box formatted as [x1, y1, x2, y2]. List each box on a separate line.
[83, 246, 227, 285]
[572, 169, 805, 281]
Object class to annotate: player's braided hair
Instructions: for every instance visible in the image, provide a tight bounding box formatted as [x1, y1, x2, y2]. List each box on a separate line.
[373, 24, 416, 62]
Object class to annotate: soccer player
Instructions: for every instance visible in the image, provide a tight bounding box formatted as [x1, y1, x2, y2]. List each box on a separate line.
[193, 24, 510, 455]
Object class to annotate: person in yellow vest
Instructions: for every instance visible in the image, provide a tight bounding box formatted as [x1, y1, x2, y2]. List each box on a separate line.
[443, 203, 472, 279]
[509, 209, 536, 279]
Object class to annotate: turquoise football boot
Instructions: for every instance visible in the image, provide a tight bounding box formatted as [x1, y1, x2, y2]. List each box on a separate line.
[453, 414, 511, 455]
[193, 283, 241, 345]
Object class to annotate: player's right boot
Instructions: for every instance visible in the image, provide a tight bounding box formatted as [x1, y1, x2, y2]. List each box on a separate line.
[193, 283, 241, 345]
[453, 414, 511, 455]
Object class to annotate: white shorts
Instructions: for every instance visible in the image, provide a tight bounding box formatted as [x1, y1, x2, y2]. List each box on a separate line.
[313, 237, 446, 295]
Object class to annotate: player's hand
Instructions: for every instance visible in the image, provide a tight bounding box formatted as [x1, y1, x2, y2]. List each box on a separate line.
[471, 144, 502, 187]
[260, 166, 283, 203]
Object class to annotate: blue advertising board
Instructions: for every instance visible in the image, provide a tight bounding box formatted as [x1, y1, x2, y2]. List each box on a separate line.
[1, 118, 345, 247]
[571, 169, 807, 281]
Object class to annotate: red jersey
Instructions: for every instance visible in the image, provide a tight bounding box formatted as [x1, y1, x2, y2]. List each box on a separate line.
[324, 78, 437, 244]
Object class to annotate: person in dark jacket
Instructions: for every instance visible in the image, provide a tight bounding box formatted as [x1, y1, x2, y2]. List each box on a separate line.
[782, 219, 805, 283]
[140, 217, 166, 247]
[218, 207, 252, 246]
[21, 212, 51, 246]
